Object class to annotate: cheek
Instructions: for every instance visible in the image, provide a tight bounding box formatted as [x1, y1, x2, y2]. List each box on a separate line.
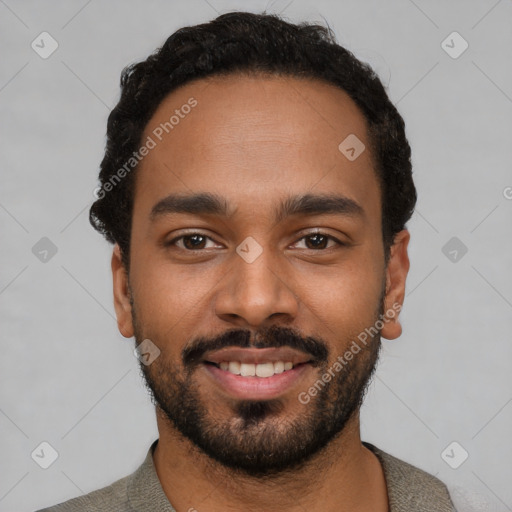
[129, 254, 223, 337]
[294, 253, 384, 336]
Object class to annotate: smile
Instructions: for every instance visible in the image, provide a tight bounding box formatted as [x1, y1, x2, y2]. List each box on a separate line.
[210, 360, 295, 378]
[202, 347, 313, 400]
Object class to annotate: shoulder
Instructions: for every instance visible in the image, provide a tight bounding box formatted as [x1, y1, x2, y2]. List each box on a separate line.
[364, 442, 456, 512]
[35, 440, 174, 512]
[35, 474, 131, 511]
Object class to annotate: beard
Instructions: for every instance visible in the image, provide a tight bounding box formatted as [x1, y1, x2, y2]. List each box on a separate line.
[133, 300, 383, 478]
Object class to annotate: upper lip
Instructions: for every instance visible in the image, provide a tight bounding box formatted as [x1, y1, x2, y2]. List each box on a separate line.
[203, 347, 313, 365]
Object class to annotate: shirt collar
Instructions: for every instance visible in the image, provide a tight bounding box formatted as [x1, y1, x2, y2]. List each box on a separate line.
[127, 439, 454, 512]
[126, 439, 175, 511]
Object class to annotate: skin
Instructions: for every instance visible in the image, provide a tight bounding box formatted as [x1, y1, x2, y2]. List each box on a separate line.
[112, 74, 410, 512]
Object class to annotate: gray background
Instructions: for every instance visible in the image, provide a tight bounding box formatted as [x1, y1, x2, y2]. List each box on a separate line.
[1, 0, 511, 510]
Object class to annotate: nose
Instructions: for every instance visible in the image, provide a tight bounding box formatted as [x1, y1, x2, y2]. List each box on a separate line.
[213, 249, 299, 329]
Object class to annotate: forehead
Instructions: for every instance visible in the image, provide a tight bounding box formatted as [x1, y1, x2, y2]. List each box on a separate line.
[134, 74, 380, 224]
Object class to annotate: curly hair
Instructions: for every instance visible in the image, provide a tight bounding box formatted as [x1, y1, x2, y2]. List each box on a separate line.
[90, 11, 416, 268]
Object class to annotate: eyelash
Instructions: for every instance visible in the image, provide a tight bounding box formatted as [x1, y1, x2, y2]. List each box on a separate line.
[166, 232, 345, 252]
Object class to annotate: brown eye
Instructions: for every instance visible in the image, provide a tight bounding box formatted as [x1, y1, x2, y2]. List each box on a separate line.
[304, 234, 329, 249]
[166, 233, 220, 251]
[182, 234, 207, 250]
[294, 233, 341, 250]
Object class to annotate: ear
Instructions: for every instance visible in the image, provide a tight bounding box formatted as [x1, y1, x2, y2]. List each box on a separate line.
[112, 244, 134, 338]
[381, 230, 410, 340]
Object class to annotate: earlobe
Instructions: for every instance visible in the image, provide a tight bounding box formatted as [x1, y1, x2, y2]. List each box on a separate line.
[111, 244, 134, 338]
[381, 230, 410, 341]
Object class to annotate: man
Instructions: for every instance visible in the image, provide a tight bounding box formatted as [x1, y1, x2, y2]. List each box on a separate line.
[39, 11, 455, 512]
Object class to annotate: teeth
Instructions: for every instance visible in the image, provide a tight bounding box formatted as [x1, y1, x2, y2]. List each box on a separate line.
[240, 363, 256, 376]
[255, 362, 274, 377]
[228, 361, 241, 375]
[274, 361, 284, 374]
[217, 361, 295, 377]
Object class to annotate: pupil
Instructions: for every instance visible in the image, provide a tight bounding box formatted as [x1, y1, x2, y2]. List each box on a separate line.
[307, 234, 327, 249]
[185, 235, 205, 249]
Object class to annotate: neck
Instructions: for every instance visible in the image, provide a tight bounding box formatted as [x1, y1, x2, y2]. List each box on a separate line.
[153, 409, 389, 512]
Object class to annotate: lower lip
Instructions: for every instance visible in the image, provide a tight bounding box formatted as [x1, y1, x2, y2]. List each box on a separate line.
[203, 363, 311, 400]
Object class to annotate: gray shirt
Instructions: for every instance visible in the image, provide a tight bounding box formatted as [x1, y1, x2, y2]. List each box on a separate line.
[36, 440, 455, 511]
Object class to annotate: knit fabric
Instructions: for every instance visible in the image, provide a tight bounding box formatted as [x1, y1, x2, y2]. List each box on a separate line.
[37, 440, 455, 511]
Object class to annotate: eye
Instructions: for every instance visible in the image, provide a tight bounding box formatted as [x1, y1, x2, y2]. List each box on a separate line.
[293, 232, 343, 250]
[167, 233, 222, 251]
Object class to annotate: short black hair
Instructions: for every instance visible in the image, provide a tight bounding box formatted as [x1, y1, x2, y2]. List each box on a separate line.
[90, 11, 416, 268]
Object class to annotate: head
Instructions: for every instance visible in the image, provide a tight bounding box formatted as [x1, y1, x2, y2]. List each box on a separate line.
[91, 12, 415, 476]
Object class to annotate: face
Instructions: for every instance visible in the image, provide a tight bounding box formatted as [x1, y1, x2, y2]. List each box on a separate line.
[112, 74, 410, 476]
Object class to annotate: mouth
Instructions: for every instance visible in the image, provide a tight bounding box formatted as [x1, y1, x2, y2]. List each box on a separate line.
[207, 360, 297, 377]
[201, 347, 315, 400]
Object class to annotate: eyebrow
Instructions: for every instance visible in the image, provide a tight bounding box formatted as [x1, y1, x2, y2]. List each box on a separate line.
[150, 192, 364, 223]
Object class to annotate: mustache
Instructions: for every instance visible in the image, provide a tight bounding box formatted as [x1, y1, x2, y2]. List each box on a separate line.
[182, 325, 328, 367]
